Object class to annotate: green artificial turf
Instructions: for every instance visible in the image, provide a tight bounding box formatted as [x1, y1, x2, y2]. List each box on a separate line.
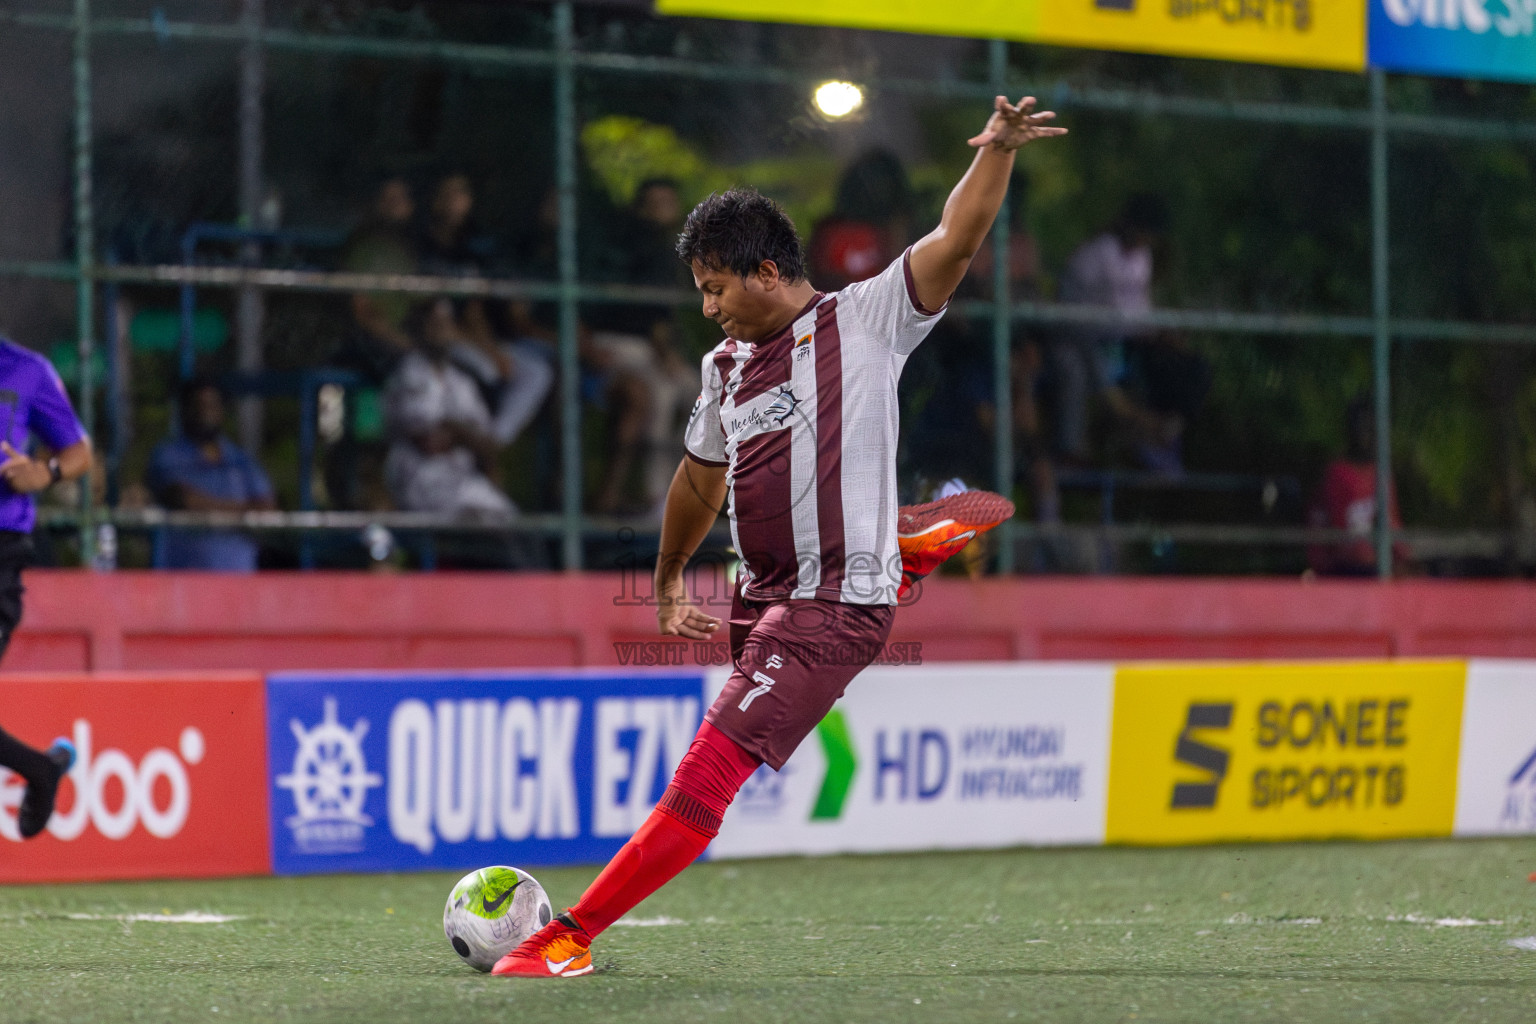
[2, 838, 1534, 1023]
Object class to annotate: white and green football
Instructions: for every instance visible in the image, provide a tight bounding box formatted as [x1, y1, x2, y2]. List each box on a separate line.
[443, 865, 553, 972]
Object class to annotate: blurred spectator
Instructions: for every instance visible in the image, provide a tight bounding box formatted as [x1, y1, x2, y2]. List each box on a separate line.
[809, 149, 914, 289]
[418, 172, 554, 449]
[616, 178, 686, 289]
[509, 184, 677, 516]
[965, 171, 1058, 522]
[907, 171, 1063, 524]
[904, 316, 994, 487]
[1053, 194, 1177, 469]
[962, 170, 1041, 302]
[147, 376, 275, 571]
[383, 299, 514, 521]
[338, 176, 420, 383]
[1125, 329, 1211, 476]
[584, 178, 696, 515]
[1307, 398, 1407, 576]
[331, 177, 422, 512]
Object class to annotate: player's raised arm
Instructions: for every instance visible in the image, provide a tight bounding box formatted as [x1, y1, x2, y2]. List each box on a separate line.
[907, 95, 1067, 313]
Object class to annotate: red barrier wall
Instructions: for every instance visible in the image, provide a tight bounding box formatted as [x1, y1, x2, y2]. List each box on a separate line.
[5, 571, 1535, 672]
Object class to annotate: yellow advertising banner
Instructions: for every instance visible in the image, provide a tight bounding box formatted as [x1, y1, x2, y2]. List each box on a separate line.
[1040, 1, 1365, 71]
[1105, 661, 1465, 845]
[655, 1, 1366, 72]
[655, 0, 1040, 43]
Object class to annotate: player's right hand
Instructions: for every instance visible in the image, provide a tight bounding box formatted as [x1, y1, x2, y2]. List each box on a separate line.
[967, 95, 1066, 152]
[656, 575, 722, 640]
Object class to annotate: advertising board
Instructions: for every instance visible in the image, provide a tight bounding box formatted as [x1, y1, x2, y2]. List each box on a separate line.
[0, 673, 270, 882]
[1043, 0, 1367, 71]
[5, 658, 1524, 882]
[656, 0, 1368, 71]
[1105, 661, 1465, 844]
[708, 663, 1115, 858]
[1454, 659, 1536, 836]
[1369, 0, 1536, 83]
[266, 671, 704, 875]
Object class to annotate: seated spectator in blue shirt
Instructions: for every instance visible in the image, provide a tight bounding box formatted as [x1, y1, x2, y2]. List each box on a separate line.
[147, 376, 276, 570]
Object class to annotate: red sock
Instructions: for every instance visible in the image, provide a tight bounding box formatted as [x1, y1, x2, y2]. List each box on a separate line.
[569, 722, 759, 937]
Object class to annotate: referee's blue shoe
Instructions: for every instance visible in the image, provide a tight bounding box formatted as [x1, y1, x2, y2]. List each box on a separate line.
[18, 738, 75, 839]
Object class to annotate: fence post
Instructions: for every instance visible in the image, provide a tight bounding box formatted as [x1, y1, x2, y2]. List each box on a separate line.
[555, 0, 583, 570]
[989, 38, 1016, 573]
[1370, 68, 1393, 580]
[73, 0, 97, 564]
[236, 0, 267, 455]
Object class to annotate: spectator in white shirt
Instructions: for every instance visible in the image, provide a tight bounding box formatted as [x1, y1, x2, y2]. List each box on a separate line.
[1052, 194, 1168, 464]
[383, 299, 515, 521]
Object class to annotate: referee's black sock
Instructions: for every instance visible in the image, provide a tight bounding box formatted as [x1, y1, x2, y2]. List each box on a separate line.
[0, 726, 53, 784]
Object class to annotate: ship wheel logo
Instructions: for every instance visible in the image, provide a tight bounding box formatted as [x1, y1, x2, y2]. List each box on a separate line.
[277, 697, 383, 833]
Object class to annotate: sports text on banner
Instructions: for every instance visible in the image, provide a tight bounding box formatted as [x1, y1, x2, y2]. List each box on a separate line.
[655, 0, 1368, 72]
[1105, 661, 1466, 845]
[1043, 0, 1367, 70]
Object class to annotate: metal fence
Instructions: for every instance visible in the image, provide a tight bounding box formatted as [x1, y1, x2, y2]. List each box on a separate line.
[2, 0, 1534, 577]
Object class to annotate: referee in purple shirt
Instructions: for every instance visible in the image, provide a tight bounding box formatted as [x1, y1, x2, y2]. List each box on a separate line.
[0, 337, 92, 839]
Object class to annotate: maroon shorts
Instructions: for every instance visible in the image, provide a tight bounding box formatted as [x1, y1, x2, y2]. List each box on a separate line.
[704, 586, 894, 770]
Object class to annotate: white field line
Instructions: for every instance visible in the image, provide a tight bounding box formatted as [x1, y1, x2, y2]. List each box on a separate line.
[1506, 936, 1536, 951]
[65, 912, 244, 924]
[596, 913, 1516, 932]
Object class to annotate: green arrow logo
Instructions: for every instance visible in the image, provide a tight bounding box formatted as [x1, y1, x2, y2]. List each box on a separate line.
[810, 709, 858, 820]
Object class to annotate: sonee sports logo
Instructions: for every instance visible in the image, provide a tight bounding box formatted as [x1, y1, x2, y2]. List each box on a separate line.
[1169, 702, 1234, 810]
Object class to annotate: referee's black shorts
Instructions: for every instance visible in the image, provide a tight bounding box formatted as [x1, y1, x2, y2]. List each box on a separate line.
[0, 531, 31, 662]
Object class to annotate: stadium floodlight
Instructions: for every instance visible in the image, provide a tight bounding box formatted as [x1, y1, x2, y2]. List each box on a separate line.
[813, 80, 864, 119]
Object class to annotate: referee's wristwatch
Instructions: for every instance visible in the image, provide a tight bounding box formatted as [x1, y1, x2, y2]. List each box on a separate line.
[46, 456, 62, 486]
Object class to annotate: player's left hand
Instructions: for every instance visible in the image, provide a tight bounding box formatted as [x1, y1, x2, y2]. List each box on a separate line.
[0, 442, 49, 493]
[967, 95, 1067, 152]
[657, 574, 722, 640]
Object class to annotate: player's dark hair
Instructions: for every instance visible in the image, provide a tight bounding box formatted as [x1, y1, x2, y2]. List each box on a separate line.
[676, 188, 807, 282]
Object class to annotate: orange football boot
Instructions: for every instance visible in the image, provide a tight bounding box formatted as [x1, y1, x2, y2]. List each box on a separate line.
[491, 912, 594, 978]
[897, 489, 1016, 599]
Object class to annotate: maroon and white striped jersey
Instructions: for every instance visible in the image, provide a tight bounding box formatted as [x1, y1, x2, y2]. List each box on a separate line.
[684, 250, 946, 606]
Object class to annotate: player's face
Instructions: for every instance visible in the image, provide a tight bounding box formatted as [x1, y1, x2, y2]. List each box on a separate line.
[691, 260, 778, 342]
